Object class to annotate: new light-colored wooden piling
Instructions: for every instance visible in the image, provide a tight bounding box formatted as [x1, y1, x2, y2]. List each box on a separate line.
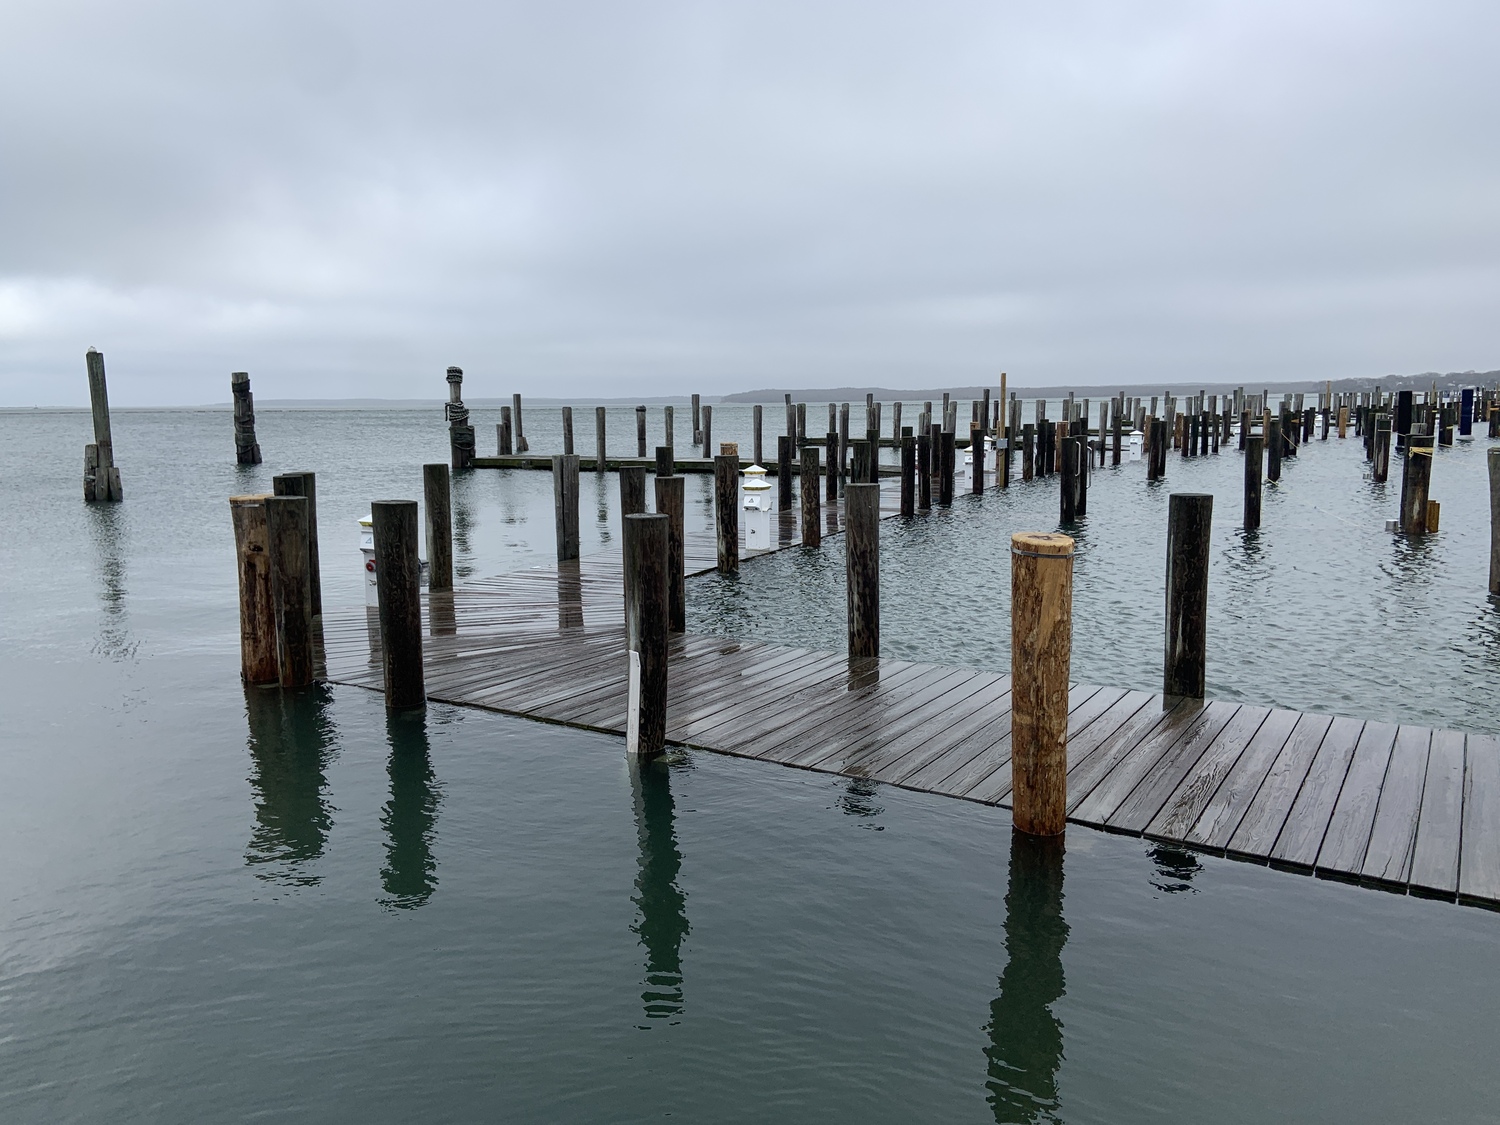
[230, 494, 278, 684]
[714, 453, 739, 574]
[653, 474, 686, 632]
[1244, 435, 1263, 530]
[231, 371, 262, 465]
[372, 500, 425, 710]
[422, 463, 453, 591]
[801, 445, 822, 546]
[623, 513, 669, 757]
[1011, 531, 1074, 837]
[1164, 493, 1212, 698]
[1400, 436, 1434, 535]
[553, 454, 581, 561]
[265, 494, 314, 688]
[620, 465, 647, 517]
[845, 483, 880, 659]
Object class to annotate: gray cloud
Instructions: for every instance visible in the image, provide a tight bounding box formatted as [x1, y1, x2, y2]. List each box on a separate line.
[2, 0, 1497, 404]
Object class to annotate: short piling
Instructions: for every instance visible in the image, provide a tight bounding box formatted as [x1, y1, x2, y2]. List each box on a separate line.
[553, 454, 581, 561]
[1010, 532, 1074, 837]
[231, 372, 262, 465]
[714, 453, 739, 574]
[422, 463, 453, 591]
[265, 494, 315, 688]
[372, 500, 425, 710]
[620, 465, 647, 517]
[1400, 436, 1434, 535]
[230, 494, 278, 684]
[801, 446, 822, 547]
[1164, 494, 1212, 698]
[1373, 414, 1392, 483]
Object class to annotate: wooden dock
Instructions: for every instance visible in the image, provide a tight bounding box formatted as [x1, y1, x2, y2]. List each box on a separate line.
[323, 490, 1500, 910]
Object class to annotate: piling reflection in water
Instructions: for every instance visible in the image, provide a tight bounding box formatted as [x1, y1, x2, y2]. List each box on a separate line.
[381, 710, 443, 910]
[630, 757, 689, 1026]
[837, 776, 885, 827]
[429, 591, 458, 637]
[86, 503, 135, 661]
[244, 684, 338, 886]
[1147, 842, 1201, 894]
[985, 829, 1067, 1124]
[451, 473, 476, 580]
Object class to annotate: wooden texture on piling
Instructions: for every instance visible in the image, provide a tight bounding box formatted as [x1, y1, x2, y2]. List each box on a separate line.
[1400, 437, 1434, 535]
[1010, 532, 1073, 836]
[620, 465, 647, 517]
[939, 431, 956, 506]
[371, 500, 425, 710]
[265, 495, 315, 688]
[916, 431, 932, 510]
[636, 406, 648, 457]
[562, 406, 574, 455]
[653, 474, 686, 632]
[713, 454, 739, 574]
[1244, 435, 1263, 530]
[422, 463, 453, 592]
[623, 513, 669, 757]
[800, 446, 822, 547]
[230, 494, 278, 684]
[84, 349, 122, 501]
[1164, 493, 1212, 698]
[899, 429, 915, 516]
[595, 407, 607, 471]
[778, 435, 793, 510]
[1373, 415, 1392, 483]
[272, 472, 322, 618]
[553, 455, 581, 561]
[1489, 449, 1500, 595]
[231, 371, 262, 465]
[845, 483, 880, 659]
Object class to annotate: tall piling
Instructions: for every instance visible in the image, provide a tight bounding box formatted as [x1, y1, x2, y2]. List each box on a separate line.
[553, 455, 581, 561]
[899, 427, 915, 516]
[265, 494, 315, 689]
[801, 446, 822, 547]
[623, 513, 669, 758]
[1164, 494, 1212, 698]
[231, 372, 262, 465]
[1010, 532, 1074, 837]
[636, 405, 648, 458]
[1244, 435, 1263, 531]
[845, 483, 880, 659]
[714, 452, 739, 574]
[445, 367, 474, 470]
[596, 407, 607, 471]
[84, 348, 122, 501]
[230, 494, 278, 684]
[422, 464, 453, 591]
[272, 472, 322, 620]
[1400, 436, 1434, 535]
[372, 500, 425, 710]
[653, 474, 686, 632]
[1489, 449, 1500, 594]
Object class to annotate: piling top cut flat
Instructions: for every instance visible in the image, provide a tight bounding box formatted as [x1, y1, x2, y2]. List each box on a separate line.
[1011, 531, 1075, 557]
[229, 493, 272, 504]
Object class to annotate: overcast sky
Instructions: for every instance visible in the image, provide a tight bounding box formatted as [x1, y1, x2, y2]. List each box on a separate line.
[2, 1, 1496, 405]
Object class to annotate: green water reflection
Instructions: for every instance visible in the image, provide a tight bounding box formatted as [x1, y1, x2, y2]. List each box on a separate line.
[381, 710, 443, 910]
[244, 685, 339, 886]
[630, 757, 690, 1026]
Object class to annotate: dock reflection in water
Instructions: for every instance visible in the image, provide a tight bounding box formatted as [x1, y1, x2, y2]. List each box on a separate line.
[243, 684, 339, 886]
[86, 503, 135, 661]
[985, 830, 1067, 1124]
[630, 756, 690, 1026]
[381, 710, 443, 910]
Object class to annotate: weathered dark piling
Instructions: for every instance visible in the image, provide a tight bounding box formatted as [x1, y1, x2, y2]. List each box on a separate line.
[498, 407, 513, 455]
[422, 464, 452, 591]
[372, 500, 425, 710]
[971, 423, 985, 493]
[1373, 415, 1392, 483]
[655, 446, 673, 478]
[939, 431, 956, 506]
[1164, 494, 1212, 698]
[623, 512, 669, 757]
[553, 454, 581, 561]
[714, 453, 739, 574]
[916, 429, 932, 510]
[1060, 437, 1078, 523]
[636, 405, 648, 457]
[84, 348, 122, 502]
[801, 446, 822, 546]
[845, 483, 880, 659]
[265, 494, 315, 688]
[1267, 418, 1282, 482]
[1489, 449, 1500, 594]
[1400, 436, 1434, 535]
[561, 407, 574, 455]
[272, 471, 323, 618]
[1010, 532, 1074, 837]
[230, 494, 278, 684]
[653, 473, 686, 632]
[899, 427, 915, 516]
[1022, 424, 1035, 482]
[850, 438, 870, 485]
[701, 405, 713, 458]
[1244, 435, 1263, 531]
[778, 435, 794, 510]
[620, 465, 647, 517]
[512, 394, 528, 452]
[664, 405, 676, 458]
[595, 407, 607, 471]
[753, 404, 764, 467]
[692, 394, 702, 444]
[231, 371, 262, 465]
[826, 430, 839, 502]
[445, 367, 474, 470]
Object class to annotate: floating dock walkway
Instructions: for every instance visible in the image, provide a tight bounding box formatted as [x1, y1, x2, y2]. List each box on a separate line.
[323, 486, 1500, 910]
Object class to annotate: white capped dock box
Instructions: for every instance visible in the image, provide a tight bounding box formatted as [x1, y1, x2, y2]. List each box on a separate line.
[742, 464, 773, 551]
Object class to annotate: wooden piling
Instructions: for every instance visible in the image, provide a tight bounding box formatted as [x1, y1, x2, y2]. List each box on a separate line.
[692, 394, 702, 444]
[1022, 424, 1035, 482]
[664, 405, 675, 459]
[231, 371, 262, 465]
[655, 446, 673, 478]
[1060, 437, 1078, 523]
[714, 454, 739, 574]
[512, 394, 528, 452]
[1400, 436, 1434, 535]
[701, 404, 713, 458]
[265, 495, 315, 688]
[553, 454, 581, 561]
[498, 407, 513, 455]
[1489, 449, 1500, 594]
[422, 463, 453, 591]
[372, 500, 425, 710]
[845, 482, 880, 659]
[971, 423, 985, 493]
[84, 348, 122, 501]
[826, 430, 839, 502]
[939, 430, 956, 506]
[445, 368, 475, 470]
[1010, 531, 1074, 837]
[636, 405, 648, 457]
[1244, 435, 1263, 530]
[753, 404, 764, 467]
[230, 494, 278, 684]
[620, 465, 647, 517]
[899, 427, 915, 516]
[1374, 415, 1392, 483]
[596, 406, 608, 471]
[801, 445, 822, 546]
[1164, 493, 1212, 698]
[1338, 406, 1349, 439]
[272, 472, 322, 619]
[623, 512, 669, 757]
[778, 435, 793, 510]
[560, 406, 574, 455]
[916, 429, 932, 510]
[653, 474, 686, 632]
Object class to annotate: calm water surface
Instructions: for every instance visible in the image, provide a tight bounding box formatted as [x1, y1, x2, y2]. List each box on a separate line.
[1, 403, 1497, 1123]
